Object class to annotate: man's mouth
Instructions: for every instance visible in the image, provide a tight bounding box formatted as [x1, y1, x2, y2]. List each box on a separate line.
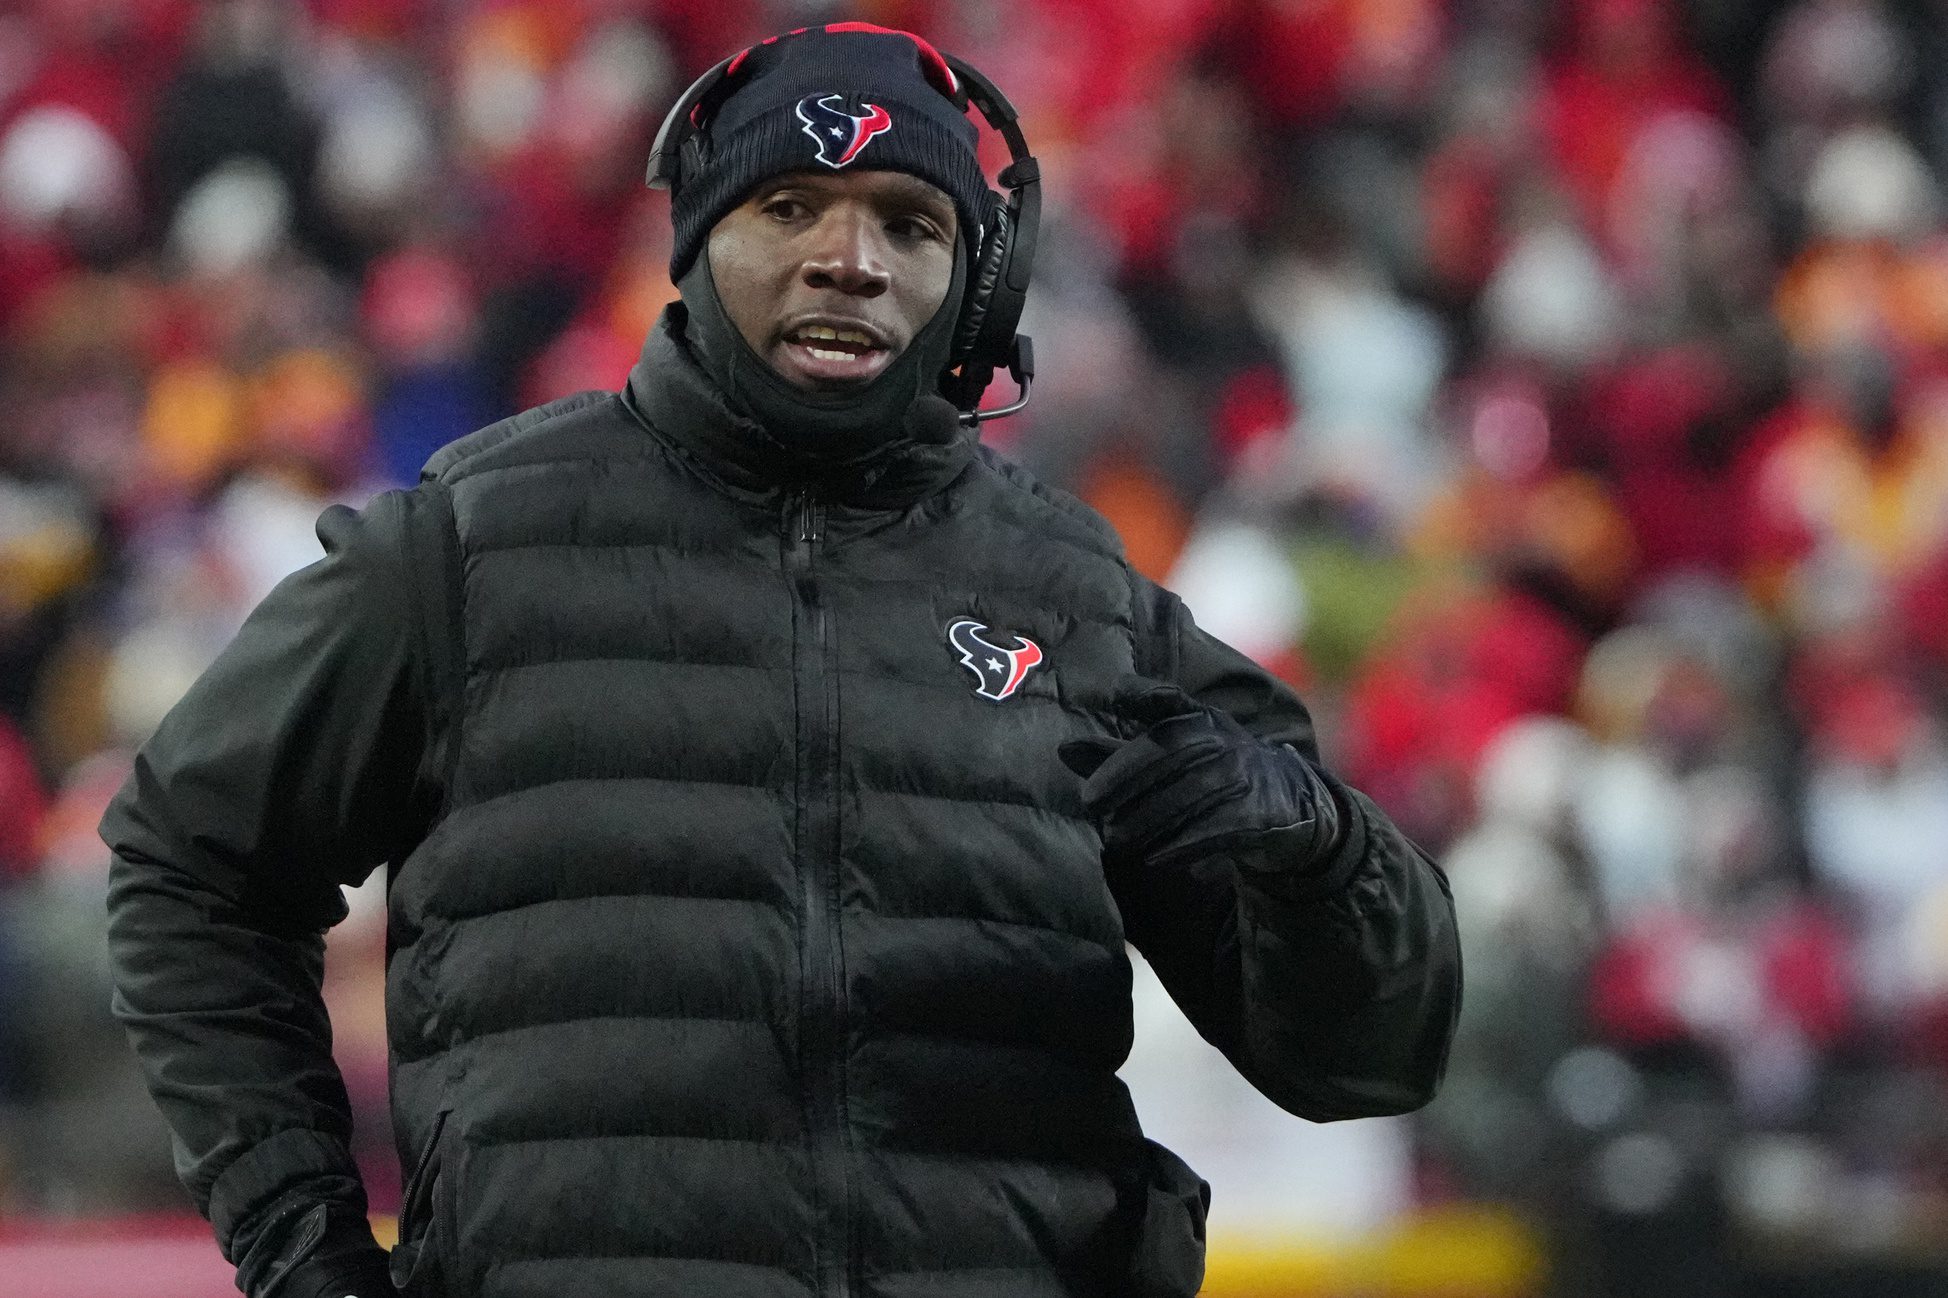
[776, 321, 895, 387]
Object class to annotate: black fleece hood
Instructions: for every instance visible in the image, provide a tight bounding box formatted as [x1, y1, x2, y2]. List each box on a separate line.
[624, 304, 975, 509]
[672, 233, 968, 468]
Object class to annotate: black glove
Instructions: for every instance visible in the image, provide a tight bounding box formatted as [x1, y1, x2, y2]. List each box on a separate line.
[275, 1247, 395, 1298]
[248, 1203, 397, 1298]
[1058, 676, 1344, 877]
[282, 1251, 397, 1298]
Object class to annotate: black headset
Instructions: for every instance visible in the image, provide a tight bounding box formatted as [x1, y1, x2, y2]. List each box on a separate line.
[645, 31, 1039, 423]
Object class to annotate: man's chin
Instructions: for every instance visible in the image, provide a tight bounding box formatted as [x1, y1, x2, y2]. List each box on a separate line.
[772, 339, 898, 389]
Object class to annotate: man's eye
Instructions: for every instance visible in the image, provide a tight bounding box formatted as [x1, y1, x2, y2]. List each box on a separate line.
[764, 198, 809, 221]
[890, 217, 941, 241]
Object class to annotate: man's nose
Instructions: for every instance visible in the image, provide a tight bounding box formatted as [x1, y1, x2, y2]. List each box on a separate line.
[801, 208, 888, 297]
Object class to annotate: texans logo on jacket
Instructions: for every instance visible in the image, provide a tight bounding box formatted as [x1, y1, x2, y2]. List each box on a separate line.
[947, 618, 1044, 701]
[796, 92, 893, 168]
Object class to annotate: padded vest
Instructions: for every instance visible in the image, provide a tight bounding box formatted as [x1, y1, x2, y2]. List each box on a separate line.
[381, 382, 1199, 1298]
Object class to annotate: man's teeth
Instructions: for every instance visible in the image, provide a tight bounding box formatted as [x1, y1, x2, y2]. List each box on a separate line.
[796, 324, 875, 347]
[806, 347, 863, 362]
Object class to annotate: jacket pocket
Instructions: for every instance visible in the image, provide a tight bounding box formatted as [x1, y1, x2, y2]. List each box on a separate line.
[1128, 1138, 1211, 1298]
[391, 1108, 452, 1298]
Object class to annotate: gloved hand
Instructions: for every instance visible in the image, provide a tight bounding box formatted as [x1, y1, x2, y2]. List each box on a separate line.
[277, 1245, 396, 1298]
[1057, 676, 1344, 877]
[250, 1203, 397, 1298]
[280, 1249, 396, 1298]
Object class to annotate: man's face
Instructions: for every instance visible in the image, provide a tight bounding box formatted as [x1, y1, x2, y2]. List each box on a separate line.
[705, 168, 959, 391]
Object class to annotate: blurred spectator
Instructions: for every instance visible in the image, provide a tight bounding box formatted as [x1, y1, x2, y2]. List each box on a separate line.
[3, 0, 1948, 1291]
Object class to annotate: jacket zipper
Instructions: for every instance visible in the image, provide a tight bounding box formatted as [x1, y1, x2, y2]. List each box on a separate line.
[784, 489, 853, 1298]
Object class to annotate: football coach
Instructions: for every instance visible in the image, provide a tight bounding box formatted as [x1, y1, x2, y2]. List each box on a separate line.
[102, 24, 1461, 1298]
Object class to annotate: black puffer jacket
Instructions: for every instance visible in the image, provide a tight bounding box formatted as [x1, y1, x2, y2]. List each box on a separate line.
[103, 313, 1461, 1298]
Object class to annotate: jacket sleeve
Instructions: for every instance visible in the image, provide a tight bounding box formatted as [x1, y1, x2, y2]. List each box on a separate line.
[101, 489, 442, 1294]
[1112, 576, 1461, 1121]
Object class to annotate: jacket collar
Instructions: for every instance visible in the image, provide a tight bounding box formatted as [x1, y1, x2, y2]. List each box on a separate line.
[622, 307, 977, 510]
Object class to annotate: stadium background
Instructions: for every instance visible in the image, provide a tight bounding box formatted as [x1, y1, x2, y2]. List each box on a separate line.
[3, 0, 1948, 1294]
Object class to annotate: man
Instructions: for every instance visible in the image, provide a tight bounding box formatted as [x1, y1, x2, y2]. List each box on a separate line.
[103, 25, 1460, 1298]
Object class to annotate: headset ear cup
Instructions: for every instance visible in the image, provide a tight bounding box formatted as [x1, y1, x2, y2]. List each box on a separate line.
[953, 200, 1012, 367]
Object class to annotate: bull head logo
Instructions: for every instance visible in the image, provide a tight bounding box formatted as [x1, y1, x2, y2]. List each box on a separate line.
[796, 93, 893, 168]
[947, 618, 1044, 702]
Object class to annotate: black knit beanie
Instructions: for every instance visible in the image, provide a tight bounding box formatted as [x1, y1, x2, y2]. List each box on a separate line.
[668, 24, 993, 281]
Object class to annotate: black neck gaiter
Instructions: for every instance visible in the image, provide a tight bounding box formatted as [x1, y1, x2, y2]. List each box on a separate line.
[675, 238, 968, 466]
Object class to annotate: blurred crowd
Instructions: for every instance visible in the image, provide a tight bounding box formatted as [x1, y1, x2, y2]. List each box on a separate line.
[5, 0, 1948, 1292]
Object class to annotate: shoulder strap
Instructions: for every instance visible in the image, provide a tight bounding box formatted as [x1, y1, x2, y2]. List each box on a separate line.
[402, 480, 466, 832]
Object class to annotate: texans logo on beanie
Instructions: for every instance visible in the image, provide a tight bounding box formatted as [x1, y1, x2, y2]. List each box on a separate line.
[667, 24, 992, 282]
[797, 94, 893, 168]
